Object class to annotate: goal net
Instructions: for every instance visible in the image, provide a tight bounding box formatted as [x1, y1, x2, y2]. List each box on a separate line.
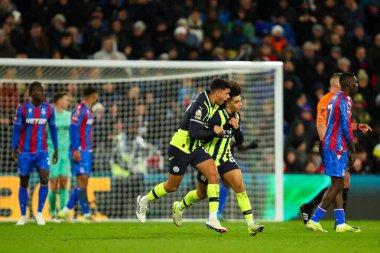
[0, 59, 283, 222]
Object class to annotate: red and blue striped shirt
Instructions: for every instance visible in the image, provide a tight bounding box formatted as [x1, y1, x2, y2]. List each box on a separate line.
[69, 102, 94, 151]
[12, 102, 57, 153]
[323, 91, 353, 152]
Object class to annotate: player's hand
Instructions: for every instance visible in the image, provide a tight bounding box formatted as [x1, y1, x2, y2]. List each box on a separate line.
[228, 117, 239, 129]
[358, 123, 372, 134]
[348, 152, 356, 167]
[73, 150, 81, 162]
[213, 125, 224, 135]
[12, 149, 18, 162]
[53, 148, 58, 165]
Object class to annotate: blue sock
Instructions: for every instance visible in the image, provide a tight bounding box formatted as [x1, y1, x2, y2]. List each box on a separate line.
[311, 206, 326, 222]
[38, 184, 49, 212]
[334, 209, 345, 225]
[18, 187, 28, 216]
[78, 187, 90, 215]
[218, 183, 229, 216]
[66, 187, 79, 209]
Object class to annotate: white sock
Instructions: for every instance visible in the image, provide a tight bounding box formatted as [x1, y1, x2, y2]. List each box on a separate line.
[141, 195, 150, 204]
[209, 212, 217, 221]
[177, 203, 183, 211]
[62, 206, 70, 213]
[36, 212, 43, 216]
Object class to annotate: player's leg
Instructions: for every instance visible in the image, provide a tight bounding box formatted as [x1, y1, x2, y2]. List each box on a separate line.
[137, 173, 184, 223]
[77, 174, 90, 217]
[36, 167, 49, 225]
[34, 151, 50, 225]
[172, 180, 205, 227]
[195, 158, 228, 233]
[136, 145, 187, 223]
[299, 187, 328, 224]
[300, 141, 327, 224]
[222, 165, 264, 236]
[48, 177, 58, 218]
[58, 175, 69, 211]
[343, 170, 350, 210]
[16, 153, 31, 225]
[58, 154, 71, 212]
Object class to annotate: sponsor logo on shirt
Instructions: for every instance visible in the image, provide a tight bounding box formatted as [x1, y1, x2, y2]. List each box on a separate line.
[25, 118, 47, 124]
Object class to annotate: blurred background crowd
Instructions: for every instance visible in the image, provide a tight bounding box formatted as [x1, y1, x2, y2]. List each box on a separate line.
[0, 0, 380, 174]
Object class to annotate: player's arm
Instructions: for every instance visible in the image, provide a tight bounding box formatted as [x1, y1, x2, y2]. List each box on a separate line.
[189, 102, 223, 139]
[69, 106, 83, 162]
[11, 105, 23, 162]
[48, 106, 58, 164]
[316, 99, 327, 141]
[340, 98, 355, 165]
[351, 122, 372, 133]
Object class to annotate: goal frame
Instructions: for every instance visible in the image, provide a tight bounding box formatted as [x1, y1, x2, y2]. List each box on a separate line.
[0, 59, 284, 222]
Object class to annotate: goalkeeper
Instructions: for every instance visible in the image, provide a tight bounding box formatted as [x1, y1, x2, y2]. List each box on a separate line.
[47, 92, 71, 220]
[172, 80, 264, 236]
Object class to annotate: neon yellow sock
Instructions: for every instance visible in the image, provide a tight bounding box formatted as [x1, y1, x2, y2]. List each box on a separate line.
[180, 190, 200, 210]
[147, 182, 167, 201]
[236, 191, 253, 222]
[207, 184, 220, 213]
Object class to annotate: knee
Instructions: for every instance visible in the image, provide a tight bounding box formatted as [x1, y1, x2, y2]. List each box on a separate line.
[206, 170, 219, 184]
[164, 182, 179, 193]
[20, 180, 29, 188]
[232, 183, 245, 193]
[40, 177, 48, 185]
[197, 189, 208, 200]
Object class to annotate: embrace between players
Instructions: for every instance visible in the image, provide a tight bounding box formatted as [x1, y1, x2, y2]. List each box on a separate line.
[136, 77, 265, 236]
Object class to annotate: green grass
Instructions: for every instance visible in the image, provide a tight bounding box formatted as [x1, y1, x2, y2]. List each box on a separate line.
[1, 221, 380, 253]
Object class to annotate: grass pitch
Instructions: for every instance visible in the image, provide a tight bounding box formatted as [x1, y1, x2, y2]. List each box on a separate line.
[1, 221, 379, 253]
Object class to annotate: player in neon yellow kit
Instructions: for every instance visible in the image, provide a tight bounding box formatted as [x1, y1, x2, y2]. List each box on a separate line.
[47, 92, 71, 220]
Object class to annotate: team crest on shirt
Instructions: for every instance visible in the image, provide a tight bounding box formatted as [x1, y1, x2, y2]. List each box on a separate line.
[347, 102, 352, 109]
[41, 108, 46, 115]
[195, 107, 203, 120]
[28, 109, 32, 113]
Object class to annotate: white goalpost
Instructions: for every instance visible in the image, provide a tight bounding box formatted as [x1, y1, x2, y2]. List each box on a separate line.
[0, 59, 283, 222]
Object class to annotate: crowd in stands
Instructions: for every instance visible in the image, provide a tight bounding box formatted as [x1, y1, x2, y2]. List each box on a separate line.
[0, 0, 380, 174]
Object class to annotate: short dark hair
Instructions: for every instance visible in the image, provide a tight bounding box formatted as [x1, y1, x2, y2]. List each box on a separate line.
[227, 80, 241, 98]
[83, 86, 98, 97]
[53, 92, 68, 104]
[29, 81, 42, 94]
[210, 77, 231, 91]
[339, 72, 356, 88]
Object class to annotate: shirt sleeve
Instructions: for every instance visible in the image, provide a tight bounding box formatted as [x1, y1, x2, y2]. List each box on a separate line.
[11, 104, 23, 149]
[48, 105, 58, 149]
[340, 96, 353, 144]
[70, 106, 83, 150]
[233, 113, 244, 145]
[188, 95, 215, 139]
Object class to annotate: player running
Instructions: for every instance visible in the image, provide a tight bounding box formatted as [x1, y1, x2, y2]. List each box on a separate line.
[306, 73, 361, 233]
[12, 81, 58, 225]
[172, 80, 264, 236]
[58, 87, 98, 223]
[300, 73, 371, 226]
[136, 77, 230, 233]
[47, 92, 71, 221]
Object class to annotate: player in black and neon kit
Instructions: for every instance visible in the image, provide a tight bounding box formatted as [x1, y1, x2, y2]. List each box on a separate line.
[172, 80, 264, 236]
[136, 77, 231, 233]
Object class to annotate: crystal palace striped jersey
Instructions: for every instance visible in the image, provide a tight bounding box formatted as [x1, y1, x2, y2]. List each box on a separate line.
[69, 102, 94, 151]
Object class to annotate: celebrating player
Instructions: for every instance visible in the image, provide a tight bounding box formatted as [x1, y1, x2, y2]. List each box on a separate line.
[12, 81, 58, 225]
[47, 92, 71, 221]
[306, 73, 361, 233]
[300, 73, 371, 226]
[136, 77, 230, 233]
[172, 80, 264, 236]
[59, 87, 98, 222]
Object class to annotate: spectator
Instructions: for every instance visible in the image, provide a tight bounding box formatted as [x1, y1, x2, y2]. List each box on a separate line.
[129, 21, 151, 60]
[368, 33, 380, 75]
[173, 26, 191, 60]
[224, 20, 248, 59]
[270, 25, 288, 55]
[27, 22, 50, 58]
[187, 8, 203, 43]
[58, 32, 81, 59]
[45, 13, 66, 50]
[82, 16, 105, 57]
[93, 36, 126, 60]
[351, 46, 371, 74]
[0, 29, 16, 58]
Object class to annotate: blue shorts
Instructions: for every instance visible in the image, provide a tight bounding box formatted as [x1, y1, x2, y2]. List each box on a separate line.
[18, 151, 50, 176]
[70, 150, 92, 176]
[323, 150, 348, 178]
